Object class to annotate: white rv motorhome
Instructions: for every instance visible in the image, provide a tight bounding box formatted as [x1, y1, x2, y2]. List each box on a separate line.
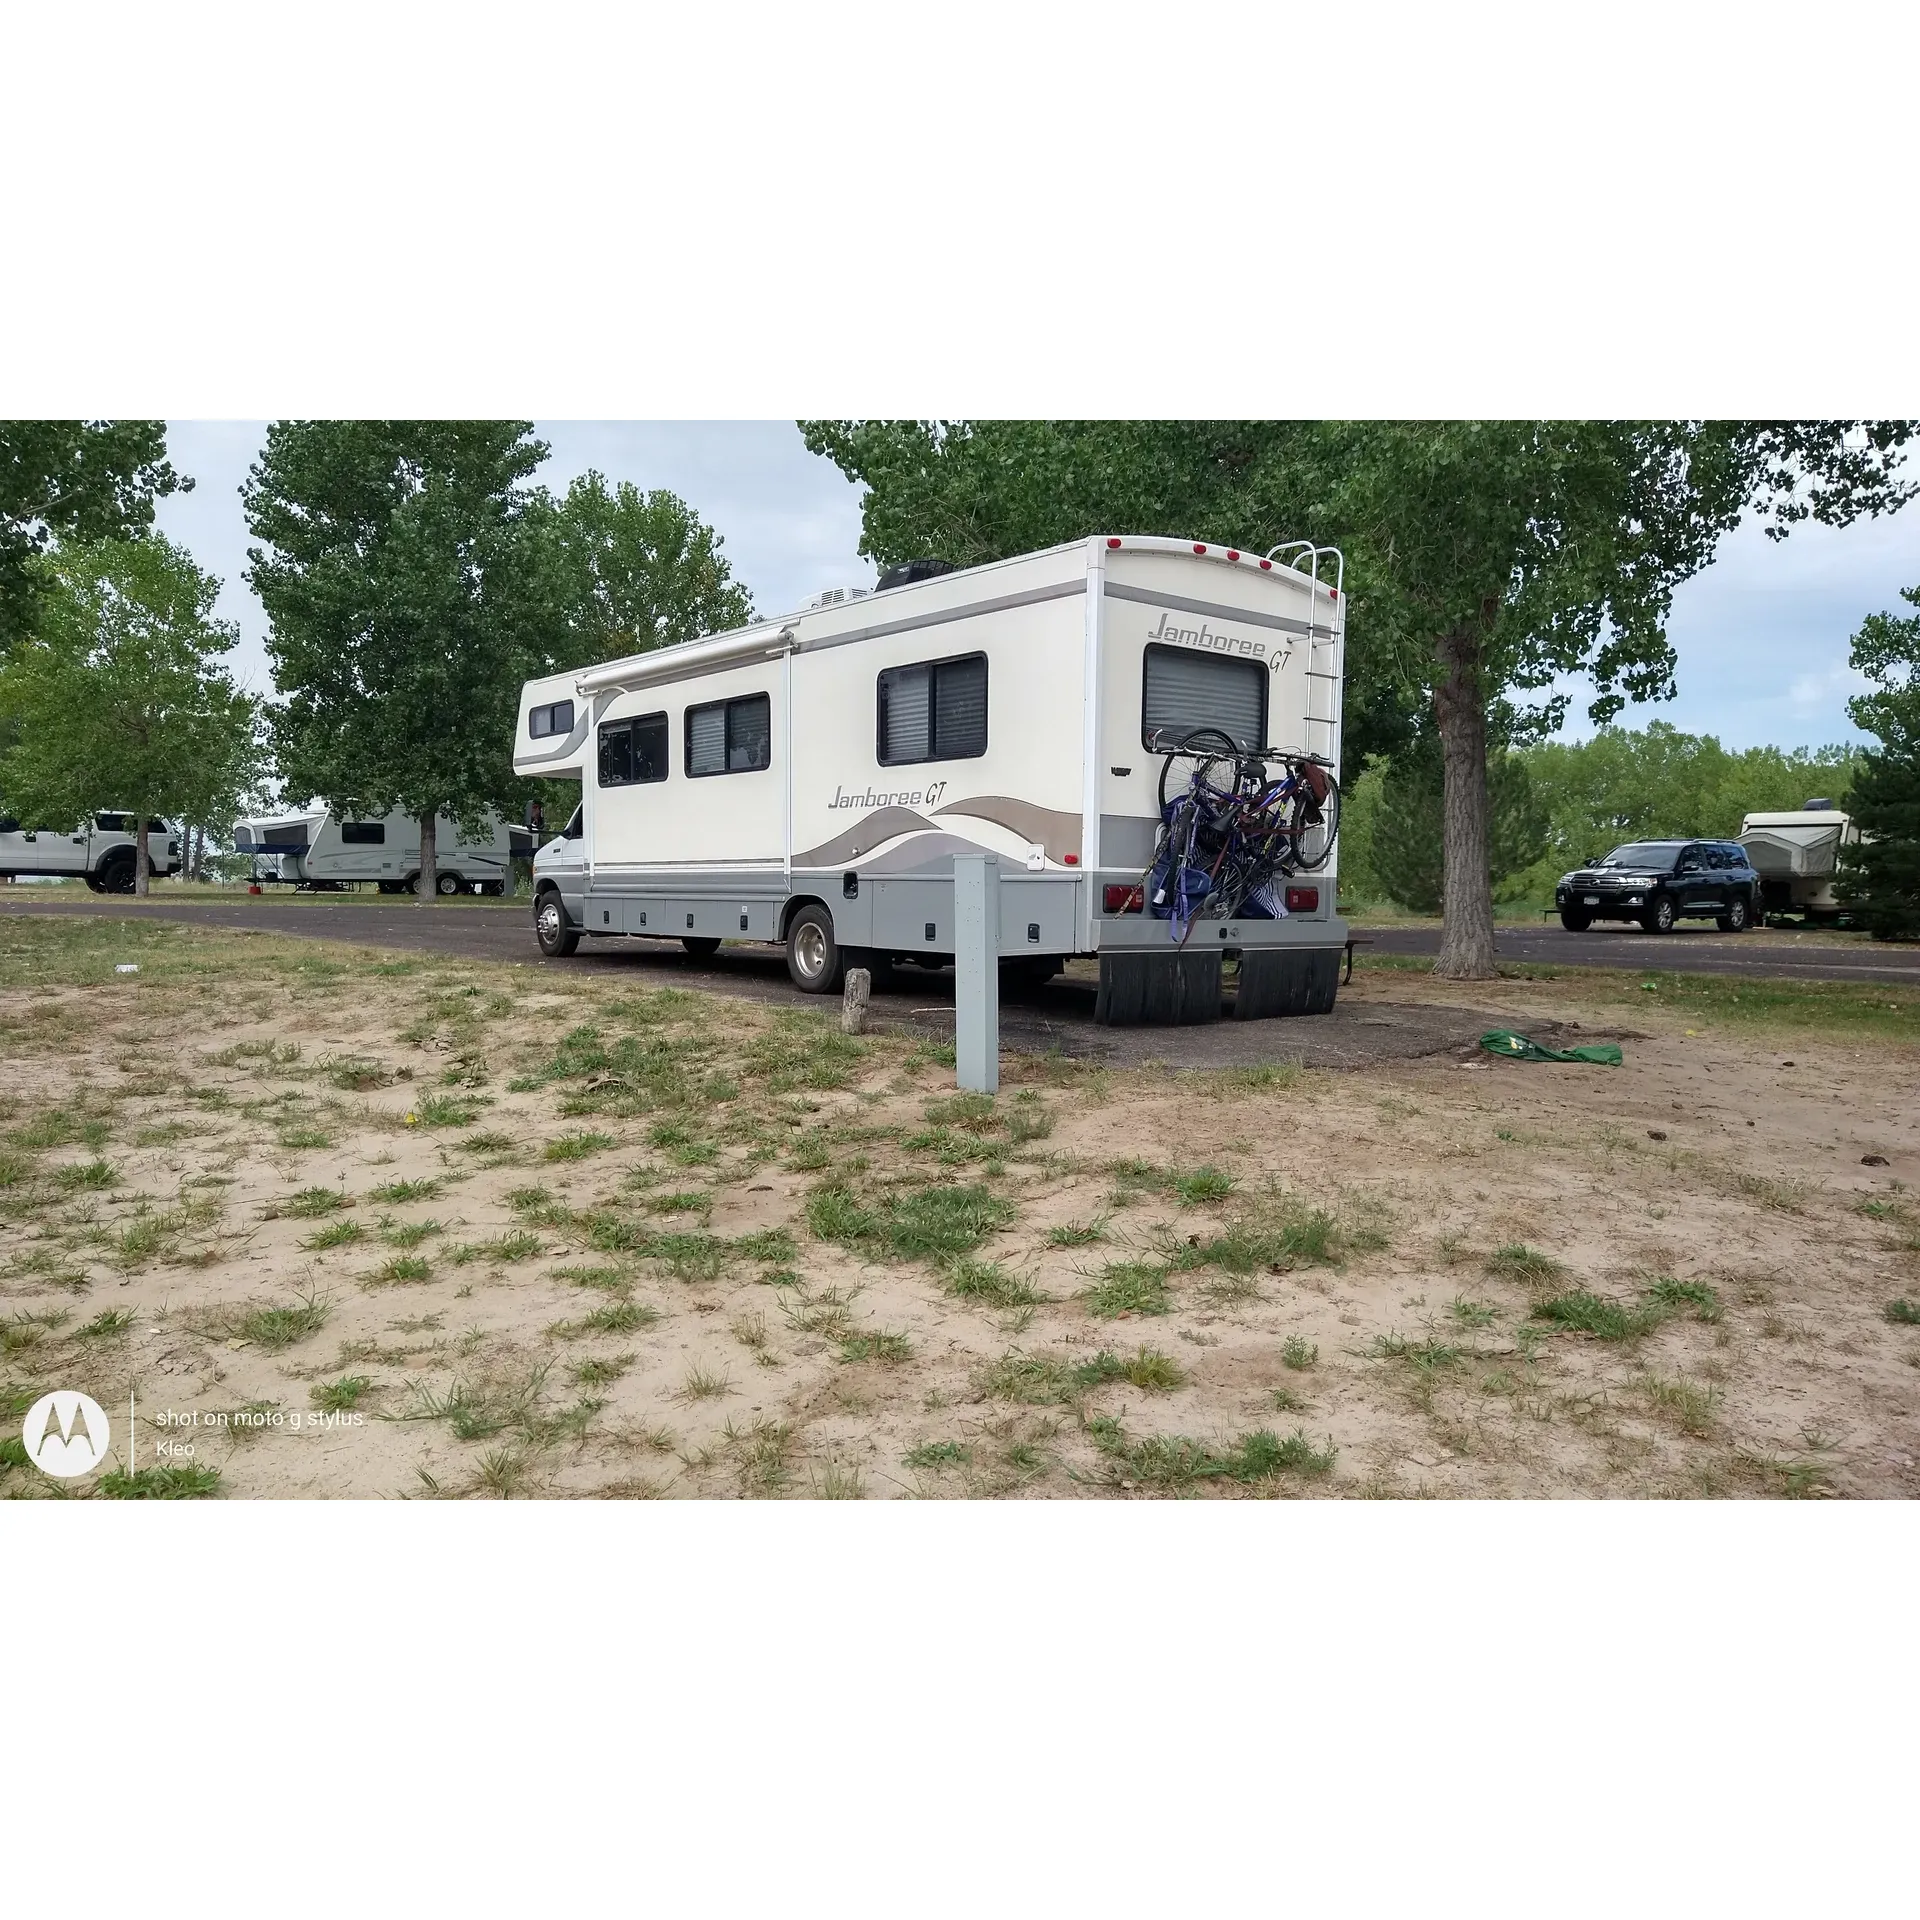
[233, 806, 533, 894]
[516, 535, 1348, 1025]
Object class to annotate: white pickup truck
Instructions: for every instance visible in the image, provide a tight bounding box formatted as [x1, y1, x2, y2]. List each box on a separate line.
[0, 812, 183, 891]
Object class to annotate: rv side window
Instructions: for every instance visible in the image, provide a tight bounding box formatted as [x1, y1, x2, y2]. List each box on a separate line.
[598, 712, 669, 787]
[529, 698, 575, 739]
[340, 822, 385, 845]
[1141, 644, 1267, 754]
[686, 694, 772, 777]
[876, 652, 988, 766]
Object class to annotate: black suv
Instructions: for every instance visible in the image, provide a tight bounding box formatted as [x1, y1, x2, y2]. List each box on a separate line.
[1555, 840, 1759, 934]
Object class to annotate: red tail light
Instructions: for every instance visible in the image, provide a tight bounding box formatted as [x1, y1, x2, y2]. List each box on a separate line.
[1284, 886, 1318, 912]
[1106, 537, 1122, 548]
[1104, 884, 1144, 914]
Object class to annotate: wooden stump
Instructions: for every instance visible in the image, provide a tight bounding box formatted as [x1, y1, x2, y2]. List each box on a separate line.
[841, 966, 871, 1035]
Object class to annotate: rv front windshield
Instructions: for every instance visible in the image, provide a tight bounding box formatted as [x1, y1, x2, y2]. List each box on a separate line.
[1599, 842, 1683, 870]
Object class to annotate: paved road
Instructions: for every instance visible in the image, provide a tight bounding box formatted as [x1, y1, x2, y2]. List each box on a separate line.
[1361, 922, 1920, 985]
[4, 891, 1916, 988]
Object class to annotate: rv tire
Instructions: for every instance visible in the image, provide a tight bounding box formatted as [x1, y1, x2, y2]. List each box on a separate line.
[535, 891, 579, 957]
[436, 872, 464, 897]
[98, 854, 136, 894]
[786, 904, 844, 994]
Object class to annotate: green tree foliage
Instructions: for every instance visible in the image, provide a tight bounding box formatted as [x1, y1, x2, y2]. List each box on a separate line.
[1257, 421, 1912, 973]
[0, 421, 188, 652]
[0, 537, 262, 892]
[540, 471, 753, 666]
[798, 420, 1418, 772]
[1520, 721, 1859, 872]
[243, 422, 555, 898]
[804, 420, 1914, 977]
[1357, 731, 1547, 914]
[1840, 584, 1920, 939]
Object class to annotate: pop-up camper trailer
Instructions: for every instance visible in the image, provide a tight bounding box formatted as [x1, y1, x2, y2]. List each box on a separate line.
[515, 535, 1348, 1024]
[1738, 802, 1863, 922]
[233, 807, 532, 894]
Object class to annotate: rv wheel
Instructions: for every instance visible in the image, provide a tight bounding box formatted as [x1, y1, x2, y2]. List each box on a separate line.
[535, 892, 579, 957]
[436, 872, 463, 896]
[785, 904, 844, 994]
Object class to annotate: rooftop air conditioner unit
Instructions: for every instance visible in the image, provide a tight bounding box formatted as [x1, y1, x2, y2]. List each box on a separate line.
[804, 586, 871, 611]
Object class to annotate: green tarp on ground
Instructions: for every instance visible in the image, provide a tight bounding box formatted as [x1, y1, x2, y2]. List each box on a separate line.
[1479, 1028, 1623, 1066]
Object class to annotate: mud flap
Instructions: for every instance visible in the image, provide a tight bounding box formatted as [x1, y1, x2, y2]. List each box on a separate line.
[1094, 950, 1222, 1025]
[1232, 947, 1340, 1019]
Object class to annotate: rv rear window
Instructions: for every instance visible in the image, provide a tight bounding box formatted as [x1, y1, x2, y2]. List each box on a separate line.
[529, 699, 575, 740]
[877, 652, 988, 766]
[599, 712, 669, 787]
[1141, 644, 1267, 754]
[686, 694, 771, 777]
[340, 821, 385, 845]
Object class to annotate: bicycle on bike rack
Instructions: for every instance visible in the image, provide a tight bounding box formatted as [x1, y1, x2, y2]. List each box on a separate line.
[1140, 727, 1341, 944]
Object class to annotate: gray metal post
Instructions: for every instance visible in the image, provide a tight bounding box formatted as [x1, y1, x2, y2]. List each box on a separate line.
[952, 852, 999, 1093]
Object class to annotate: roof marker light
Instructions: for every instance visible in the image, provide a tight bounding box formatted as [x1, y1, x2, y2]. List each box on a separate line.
[1226, 549, 1240, 561]
[1330, 587, 1339, 600]
[1106, 537, 1122, 548]
[1192, 543, 1207, 554]
[1258, 558, 1272, 570]
[1064, 852, 1080, 866]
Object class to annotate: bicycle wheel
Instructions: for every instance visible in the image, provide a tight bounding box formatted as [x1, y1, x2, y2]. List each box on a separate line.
[1157, 727, 1243, 813]
[1284, 772, 1342, 872]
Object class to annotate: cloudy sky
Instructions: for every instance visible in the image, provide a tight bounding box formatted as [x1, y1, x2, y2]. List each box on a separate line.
[154, 421, 1920, 754]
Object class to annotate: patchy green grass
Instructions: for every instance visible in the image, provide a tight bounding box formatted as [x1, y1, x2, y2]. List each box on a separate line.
[1884, 1298, 1920, 1326]
[572, 1353, 637, 1386]
[276, 1124, 334, 1150]
[1281, 1337, 1318, 1370]
[303, 1219, 366, 1251]
[1532, 1290, 1664, 1343]
[275, 1186, 352, 1219]
[1645, 1276, 1722, 1322]
[368, 1255, 433, 1287]
[378, 1217, 443, 1250]
[904, 1439, 971, 1471]
[552, 1299, 659, 1339]
[839, 1330, 914, 1366]
[310, 1374, 372, 1412]
[1173, 1166, 1236, 1205]
[74, 1308, 135, 1339]
[1089, 1417, 1335, 1488]
[369, 1178, 442, 1204]
[1082, 1261, 1173, 1319]
[96, 1463, 222, 1499]
[1045, 1218, 1108, 1249]
[805, 1181, 1015, 1264]
[1486, 1243, 1566, 1287]
[53, 1159, 119, 1192]
[1637, 1372, 1719, 1437]
[944, 1258, 1045, 1309]
[543, 1130, 615, 1162]
[236, 1288, 331, 1349]
[411, 1092, 481, 1128]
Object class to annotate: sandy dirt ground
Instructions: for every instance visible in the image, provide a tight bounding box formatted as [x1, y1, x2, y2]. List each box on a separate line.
[3, 919, 1917, 1499]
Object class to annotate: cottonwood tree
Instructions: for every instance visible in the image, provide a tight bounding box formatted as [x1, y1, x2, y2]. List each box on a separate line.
[1840, 582, 1920, 939]
[243, 422, 555, 898]
[0, 536, 262, 892]
[799, 419, 1419, 772]
[539, 470, 753, 665]
[806, 419, 1915, 977]
[0, 421, 187, 653]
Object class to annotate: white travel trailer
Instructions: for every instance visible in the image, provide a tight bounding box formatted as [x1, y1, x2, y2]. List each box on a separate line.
[515, 535, 1348, 1024]
[233, 806, 533, 894]
[1739, 803, 1863, 921]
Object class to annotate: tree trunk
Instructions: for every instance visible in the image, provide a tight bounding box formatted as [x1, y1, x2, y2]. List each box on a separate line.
[1432, 624, 1498, 978]
[135, 819, 151, 897]
[417, 810, 437, 901]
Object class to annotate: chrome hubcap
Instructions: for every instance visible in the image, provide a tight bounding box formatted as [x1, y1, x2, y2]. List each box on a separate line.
[539, 902, 560, 940]
[794, 922, 828, 980]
